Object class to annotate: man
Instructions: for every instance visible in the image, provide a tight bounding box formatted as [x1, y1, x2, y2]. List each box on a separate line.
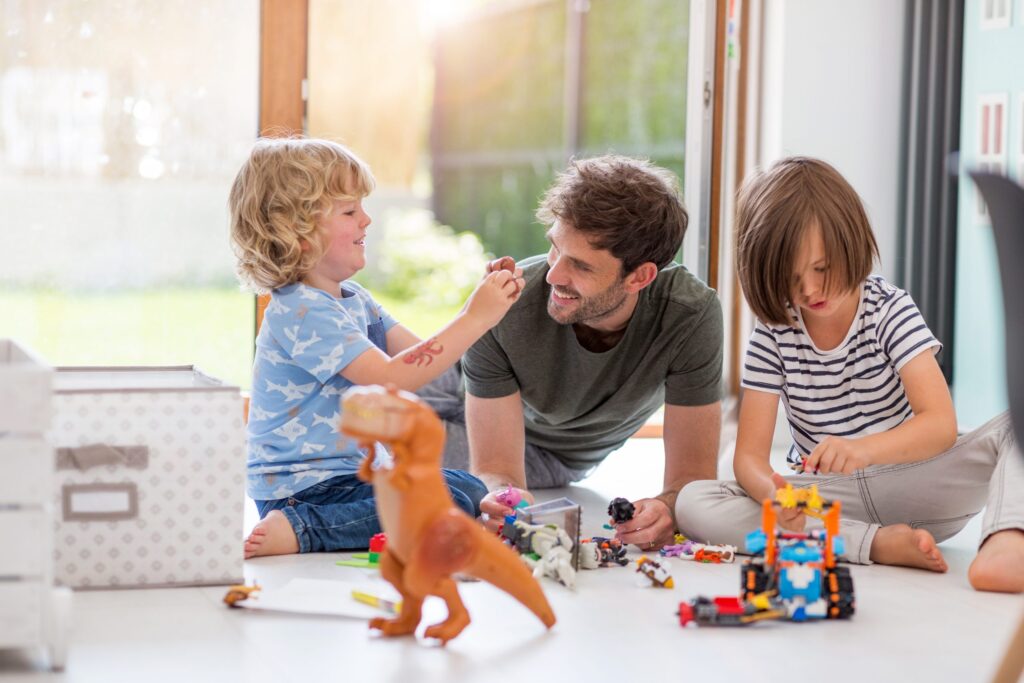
[424, 155, 722, 550]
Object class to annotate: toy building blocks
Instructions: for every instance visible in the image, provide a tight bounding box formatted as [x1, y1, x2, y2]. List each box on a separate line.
[677, 593, 786, 627]
[336, 532, 388, 568]
[501, 520, 577, 589]
[607, 497, 635, 524]
[579, 537, 629, 568]
[635, 556, 674, 588]
[661, 540, 737, 563]
[677, 485, 855, 628]
[340, 385, 555, 644]
[742, 484, 855, 622]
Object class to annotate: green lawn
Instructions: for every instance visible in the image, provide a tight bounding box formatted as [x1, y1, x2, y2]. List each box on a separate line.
[0, 288, 459, 390]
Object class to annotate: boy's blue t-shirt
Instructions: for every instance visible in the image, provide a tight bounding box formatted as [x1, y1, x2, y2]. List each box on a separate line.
[246, 281, 397, 501]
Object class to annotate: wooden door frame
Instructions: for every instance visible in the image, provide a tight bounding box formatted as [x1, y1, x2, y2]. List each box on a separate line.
[255, 0, 308, 337]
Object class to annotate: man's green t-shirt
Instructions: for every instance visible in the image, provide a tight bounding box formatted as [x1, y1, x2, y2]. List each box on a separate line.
[463, 256, 723, 470]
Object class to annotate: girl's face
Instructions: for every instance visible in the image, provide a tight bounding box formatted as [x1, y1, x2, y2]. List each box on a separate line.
[790, 221, 858, 324]
[305, 198, 371, 292]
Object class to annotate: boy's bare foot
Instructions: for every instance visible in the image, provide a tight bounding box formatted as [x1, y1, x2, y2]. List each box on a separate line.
[244, 510, 300, 559]
[870, 524, 948, 572]
[968, 529, 1024, 593]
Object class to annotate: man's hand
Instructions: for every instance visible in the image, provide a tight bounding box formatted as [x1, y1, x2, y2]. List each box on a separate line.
[803, 436, 872, 475]
[770, 472, 806, 532]
[478, 487, 534, 533]
[611, 498, 676, 551]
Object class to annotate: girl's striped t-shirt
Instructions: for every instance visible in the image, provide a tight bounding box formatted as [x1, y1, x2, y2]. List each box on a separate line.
[741, 275, 941, 470]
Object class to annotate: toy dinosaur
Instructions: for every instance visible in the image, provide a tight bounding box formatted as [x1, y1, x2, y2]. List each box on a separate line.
[340, 385, 556, 644]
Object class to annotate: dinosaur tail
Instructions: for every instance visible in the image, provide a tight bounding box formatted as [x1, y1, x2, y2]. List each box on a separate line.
[466, 526, 557, 629]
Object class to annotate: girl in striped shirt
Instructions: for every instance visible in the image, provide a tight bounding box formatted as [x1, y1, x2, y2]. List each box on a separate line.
[676, 157, 1023, 592]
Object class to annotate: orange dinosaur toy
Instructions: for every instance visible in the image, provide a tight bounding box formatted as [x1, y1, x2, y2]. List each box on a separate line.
[340, 385, 556, 644]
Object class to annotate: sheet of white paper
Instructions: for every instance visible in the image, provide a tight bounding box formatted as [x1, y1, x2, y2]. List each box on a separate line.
[235, 578, 402, 618]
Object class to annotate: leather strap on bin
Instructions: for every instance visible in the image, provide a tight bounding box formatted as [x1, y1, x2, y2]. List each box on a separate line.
[56, 444, 149, 471]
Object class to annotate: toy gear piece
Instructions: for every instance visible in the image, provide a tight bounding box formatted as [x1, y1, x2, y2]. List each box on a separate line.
[740, 560, 771, 600]
[607, 497, 636, 524]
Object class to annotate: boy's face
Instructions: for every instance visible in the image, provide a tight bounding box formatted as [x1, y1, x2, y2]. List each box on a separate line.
[544, 219, 630, 327]
[308, 198, 371, 288]
[790, 221, 856, 323]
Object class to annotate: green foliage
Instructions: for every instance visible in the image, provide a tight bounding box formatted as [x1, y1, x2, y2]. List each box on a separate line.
[355, 209, 491, 308]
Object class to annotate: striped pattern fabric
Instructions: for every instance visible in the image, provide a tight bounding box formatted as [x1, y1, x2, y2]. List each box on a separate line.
[741, 276, 941, 470]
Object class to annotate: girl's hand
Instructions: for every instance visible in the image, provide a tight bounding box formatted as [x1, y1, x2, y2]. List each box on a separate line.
[464, 269, 525, 329]
[770, 472, 806, 532]
[804, 436, 872, 475]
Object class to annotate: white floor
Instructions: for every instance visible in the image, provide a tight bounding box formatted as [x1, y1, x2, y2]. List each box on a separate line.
[2, 439, 1022, 683]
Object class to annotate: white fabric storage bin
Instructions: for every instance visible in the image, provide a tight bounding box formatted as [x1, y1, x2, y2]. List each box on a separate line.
[50, 366, 246, 589]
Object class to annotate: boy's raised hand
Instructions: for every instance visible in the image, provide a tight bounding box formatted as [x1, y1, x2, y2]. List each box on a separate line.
[486, 256, 524, 297]
[464, 269, 525, 329]
[770, 472, 806, 532]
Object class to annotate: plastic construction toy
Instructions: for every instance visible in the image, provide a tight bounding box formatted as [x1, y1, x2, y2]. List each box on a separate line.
[678, 593, 787, 627]
[579, 536, 629, 568]
[340, 385, 556, 644]
[337, 532, 388, 568]
[635, 556, 674, 588]
[607, 497, 636, 524]
[677, 484, 855, 627]
[501, 520, 577, 589]
[743, 484, 855, 621]
[661, 540, 736, 563]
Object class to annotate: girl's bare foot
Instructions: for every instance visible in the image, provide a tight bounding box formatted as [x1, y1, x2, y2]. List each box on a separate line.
[969, 529, 1024, 593]
[870, 524, 948, 572]
[244, 510, 300, 559]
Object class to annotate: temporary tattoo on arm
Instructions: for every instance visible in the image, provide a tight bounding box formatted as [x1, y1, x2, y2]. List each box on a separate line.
[403, 338, 444, 367]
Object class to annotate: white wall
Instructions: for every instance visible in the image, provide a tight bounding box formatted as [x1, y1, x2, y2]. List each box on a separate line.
[759, 0, 906, 280]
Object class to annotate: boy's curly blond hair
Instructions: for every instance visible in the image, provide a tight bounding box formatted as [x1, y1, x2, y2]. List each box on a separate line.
[229, 138, 375, 293]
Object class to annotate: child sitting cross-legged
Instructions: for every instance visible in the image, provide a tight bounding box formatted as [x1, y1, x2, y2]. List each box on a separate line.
[676, 156, 1024, 592]
[229, 138, 525, 558]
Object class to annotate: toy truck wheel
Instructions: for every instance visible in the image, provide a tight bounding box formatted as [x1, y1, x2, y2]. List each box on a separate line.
[823, 566, 856, 619]
[678, 602, 695, 626]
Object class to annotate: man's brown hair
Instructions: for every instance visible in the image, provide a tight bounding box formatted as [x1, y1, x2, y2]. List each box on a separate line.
[735, 156, 879, 325]
[536, 155, 688, 273]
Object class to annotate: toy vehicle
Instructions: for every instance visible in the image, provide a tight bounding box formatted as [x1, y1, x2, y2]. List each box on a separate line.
[677, 485, 855, 627]
[678, 592, 786, 627]
[741, 485, 855, 621]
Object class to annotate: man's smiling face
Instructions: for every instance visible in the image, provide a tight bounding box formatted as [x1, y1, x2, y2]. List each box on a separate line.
[544, 219, 630, 327]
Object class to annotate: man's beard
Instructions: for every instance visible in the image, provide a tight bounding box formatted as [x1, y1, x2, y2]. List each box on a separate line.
[546, 280, 629, 326]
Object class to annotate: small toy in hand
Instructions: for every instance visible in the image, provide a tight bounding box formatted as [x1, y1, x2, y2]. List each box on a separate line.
[636, 556, 674, 588]
[607, 497, 635, 524]
[496, 487, 529, 510]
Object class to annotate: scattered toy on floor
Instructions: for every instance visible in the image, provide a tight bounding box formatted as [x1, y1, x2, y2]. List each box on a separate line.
[223, 583, 261, 607]
[635, 556, 674, 588]
[501, 519, 577, 588]
[579, 536, 629, 568]
[340, 385, 556, 644]
[337, 532, 388, 568]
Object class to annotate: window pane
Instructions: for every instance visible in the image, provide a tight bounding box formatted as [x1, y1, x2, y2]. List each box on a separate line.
[0, 1, 259, 389]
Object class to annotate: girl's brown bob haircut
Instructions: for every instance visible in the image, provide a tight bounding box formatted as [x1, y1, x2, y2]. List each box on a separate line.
[735, 157, 879, 326]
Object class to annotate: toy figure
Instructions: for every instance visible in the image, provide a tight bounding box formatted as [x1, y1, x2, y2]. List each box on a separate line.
[500, 520, 578, 588]
[222, 583, 261, 607]
[525, 545, 576, 590]
[635, 556, 674, 588]
[579, 537, 629, 568]
[340, 385, 556, 644]
[496, 487, 529, 510]
[607, 497, 636, 524]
